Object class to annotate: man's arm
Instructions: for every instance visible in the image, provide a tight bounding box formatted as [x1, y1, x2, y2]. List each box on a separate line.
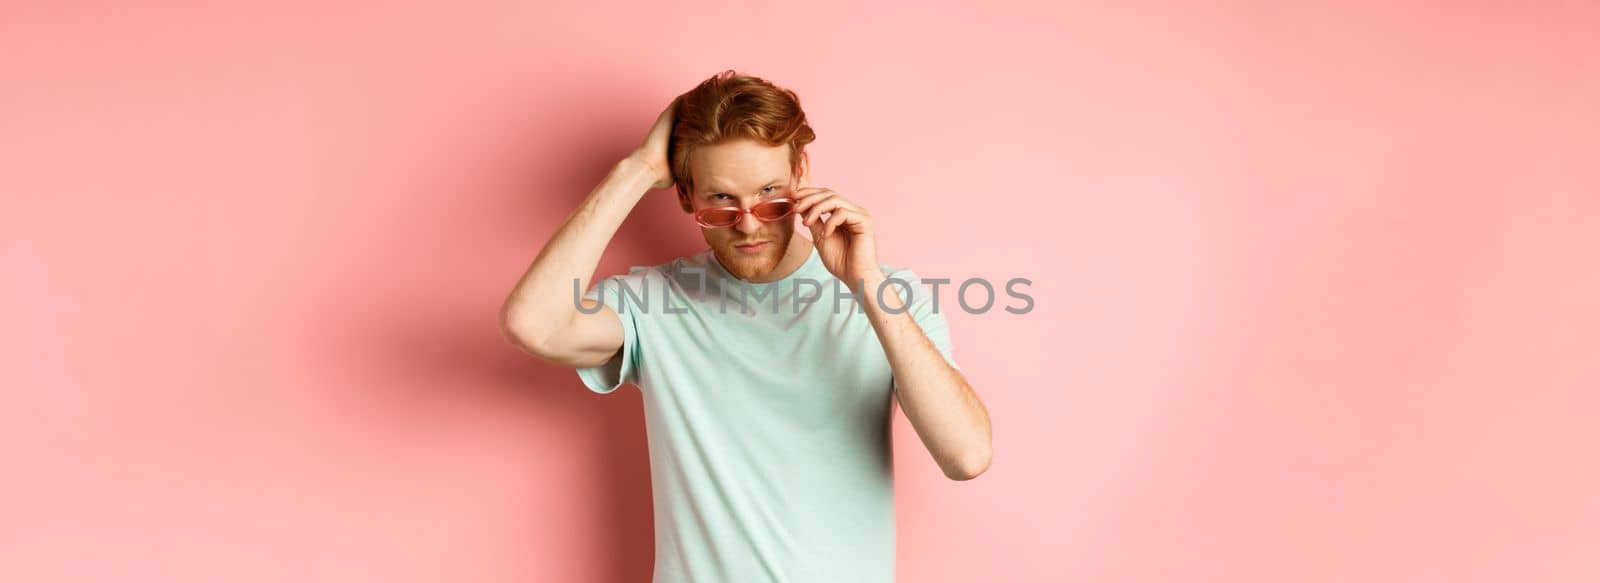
[789, 185, 993, 481]
[498, 157, 650, 367]
[499, 101, 677, 368]
[860, 275, 994, 481]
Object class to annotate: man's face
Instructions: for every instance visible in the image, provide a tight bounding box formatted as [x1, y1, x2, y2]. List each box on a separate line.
[683, 138, 804, 281]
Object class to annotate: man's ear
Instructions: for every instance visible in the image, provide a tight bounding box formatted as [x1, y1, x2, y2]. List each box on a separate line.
[797, 151, 810, 188]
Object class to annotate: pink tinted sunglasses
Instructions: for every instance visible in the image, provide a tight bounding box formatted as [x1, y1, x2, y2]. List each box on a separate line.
[693, 197, 797, 228]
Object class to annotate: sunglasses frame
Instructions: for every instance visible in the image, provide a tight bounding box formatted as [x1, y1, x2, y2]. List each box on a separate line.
[692, 197, 798, 229]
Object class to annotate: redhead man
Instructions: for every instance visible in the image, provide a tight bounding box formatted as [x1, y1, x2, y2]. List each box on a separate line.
[499, 70, 991, 583]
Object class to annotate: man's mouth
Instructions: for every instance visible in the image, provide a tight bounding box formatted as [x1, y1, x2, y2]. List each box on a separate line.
[732, 241, 770, 254]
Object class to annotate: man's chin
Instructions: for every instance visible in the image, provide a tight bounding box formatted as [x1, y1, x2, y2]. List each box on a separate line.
[716, 247, 782, 281]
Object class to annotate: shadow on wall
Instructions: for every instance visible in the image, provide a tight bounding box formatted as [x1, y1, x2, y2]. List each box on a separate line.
[488, 86, 707, 582]
[337, 80, 704, 583]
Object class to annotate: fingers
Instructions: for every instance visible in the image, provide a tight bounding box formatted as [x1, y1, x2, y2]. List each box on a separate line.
[821, 208, 870, 239]
[821, 209, 848, 239]
[803, 197, 853, 227]
[792, 186, 871, 239]
[791, 186, 832, 208]
[793, 188, 865, 226]
[798, 194, 840, 225]
[792, 186, 845, 206]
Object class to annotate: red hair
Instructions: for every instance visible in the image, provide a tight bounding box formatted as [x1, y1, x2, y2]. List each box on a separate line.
[668, 70, 816, 211]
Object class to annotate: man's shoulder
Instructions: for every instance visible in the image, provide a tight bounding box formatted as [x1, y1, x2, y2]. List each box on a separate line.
[871, 262, 953, 314]
[875, 261, 934, 284]
[596, 250, 713, 284]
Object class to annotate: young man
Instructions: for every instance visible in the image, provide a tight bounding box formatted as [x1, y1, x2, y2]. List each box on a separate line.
[499, 70, 992, 583]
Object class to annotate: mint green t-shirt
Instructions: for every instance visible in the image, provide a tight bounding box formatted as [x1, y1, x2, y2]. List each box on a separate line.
[576, 244, 958, 583]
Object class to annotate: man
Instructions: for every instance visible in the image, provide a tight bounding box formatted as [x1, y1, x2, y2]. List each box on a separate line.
[499, 70, 992, 583]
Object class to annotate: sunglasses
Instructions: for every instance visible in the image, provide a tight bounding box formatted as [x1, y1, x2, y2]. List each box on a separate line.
[693, 197, 797, 229]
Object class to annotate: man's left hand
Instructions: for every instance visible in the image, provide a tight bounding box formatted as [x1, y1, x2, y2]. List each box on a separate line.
[792, 186, 881, 291]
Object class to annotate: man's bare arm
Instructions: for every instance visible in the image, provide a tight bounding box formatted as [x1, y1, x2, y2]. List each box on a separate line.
[860, 273, 993, 481]
[790, 186, 993, 481]
[499, 101, 677, 368]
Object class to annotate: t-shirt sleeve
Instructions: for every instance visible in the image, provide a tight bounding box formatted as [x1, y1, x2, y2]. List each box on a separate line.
[574, 273, 646, 394]
[883, 268, 960, 391]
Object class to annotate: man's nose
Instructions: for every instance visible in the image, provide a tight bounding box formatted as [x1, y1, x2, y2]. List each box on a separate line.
[735, 206, 763, 234]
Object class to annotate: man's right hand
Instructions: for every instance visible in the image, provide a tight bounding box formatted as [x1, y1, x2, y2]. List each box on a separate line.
[630, 97, 679, 191]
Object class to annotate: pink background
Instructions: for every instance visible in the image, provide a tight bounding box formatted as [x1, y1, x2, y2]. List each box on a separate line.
[3, 1, 1598, 581]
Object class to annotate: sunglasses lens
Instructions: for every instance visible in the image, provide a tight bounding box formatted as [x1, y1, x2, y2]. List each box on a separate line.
[697, 208, 741, 227]
[752, 199, 795, 220]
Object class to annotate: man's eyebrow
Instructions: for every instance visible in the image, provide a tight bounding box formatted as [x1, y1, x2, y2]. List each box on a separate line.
[705, 179, 786, 195]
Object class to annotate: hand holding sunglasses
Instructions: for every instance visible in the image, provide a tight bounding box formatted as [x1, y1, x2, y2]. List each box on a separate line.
[791, 186, 882, 290]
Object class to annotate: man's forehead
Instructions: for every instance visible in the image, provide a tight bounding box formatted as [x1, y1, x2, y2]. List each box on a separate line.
[690, 139, 797, 191]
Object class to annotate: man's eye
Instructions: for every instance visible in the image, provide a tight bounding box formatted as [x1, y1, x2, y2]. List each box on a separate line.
[763, 186, 777, 193]
[713, 194, 732, 201]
